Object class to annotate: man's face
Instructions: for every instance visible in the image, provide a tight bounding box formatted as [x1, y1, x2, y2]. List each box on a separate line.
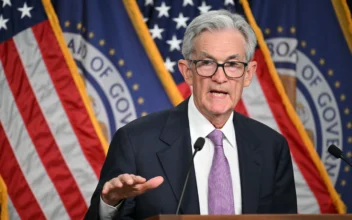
[179, 29, 257, 121]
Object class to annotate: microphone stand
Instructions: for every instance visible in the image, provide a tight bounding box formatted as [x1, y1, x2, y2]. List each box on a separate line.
[175, 148, 200, 214]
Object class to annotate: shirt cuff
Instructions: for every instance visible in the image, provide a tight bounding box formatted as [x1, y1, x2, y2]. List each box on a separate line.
[99, 196, 123, 220]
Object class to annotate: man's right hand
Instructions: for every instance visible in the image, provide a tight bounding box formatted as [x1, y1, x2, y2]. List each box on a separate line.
[101, 174, 164, 206]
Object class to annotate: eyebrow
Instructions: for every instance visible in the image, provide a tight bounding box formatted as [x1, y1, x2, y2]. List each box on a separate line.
[198, 52, 241, 61]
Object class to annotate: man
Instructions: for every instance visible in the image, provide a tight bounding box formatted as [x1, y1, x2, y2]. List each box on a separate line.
[85, 10, 297, 220]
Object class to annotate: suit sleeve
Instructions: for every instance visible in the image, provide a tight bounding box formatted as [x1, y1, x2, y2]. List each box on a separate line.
[84, 127, 136, 220]
[272, 137, 298, 213]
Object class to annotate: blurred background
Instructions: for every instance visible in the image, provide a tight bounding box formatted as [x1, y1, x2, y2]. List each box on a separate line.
[0, 0, 351, 219]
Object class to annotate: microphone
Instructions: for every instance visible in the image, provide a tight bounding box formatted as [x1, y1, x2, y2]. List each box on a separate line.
[328, 145, 352, 167]
[175, 137, 205, 215]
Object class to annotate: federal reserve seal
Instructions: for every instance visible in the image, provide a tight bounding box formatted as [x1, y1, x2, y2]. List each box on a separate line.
[266, 37, 343, 185]
[64, 33, 137, 141]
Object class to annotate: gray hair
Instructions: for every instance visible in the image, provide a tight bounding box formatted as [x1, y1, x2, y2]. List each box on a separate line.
[181, 10, 257, 62]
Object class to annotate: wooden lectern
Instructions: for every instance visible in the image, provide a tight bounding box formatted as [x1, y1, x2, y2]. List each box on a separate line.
[146, 214, 352, 220]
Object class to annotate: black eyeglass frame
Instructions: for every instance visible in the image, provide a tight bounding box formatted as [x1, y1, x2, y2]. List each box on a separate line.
[188, 59, 248, 79]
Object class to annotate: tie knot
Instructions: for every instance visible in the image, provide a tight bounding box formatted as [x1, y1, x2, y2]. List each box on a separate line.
[207, 129, 223, 147]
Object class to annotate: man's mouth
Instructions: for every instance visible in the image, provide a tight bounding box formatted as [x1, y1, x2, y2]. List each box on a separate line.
[210, 90, 228, 97]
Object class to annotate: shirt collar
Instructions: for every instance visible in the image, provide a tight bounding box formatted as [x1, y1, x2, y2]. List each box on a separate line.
[188, 95, 236, 148]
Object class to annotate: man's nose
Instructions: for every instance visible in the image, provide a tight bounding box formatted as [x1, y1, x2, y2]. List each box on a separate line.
[211, 65, 228, 83]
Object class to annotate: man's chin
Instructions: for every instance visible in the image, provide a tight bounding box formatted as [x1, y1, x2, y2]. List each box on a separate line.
[207, 107, 232, 117]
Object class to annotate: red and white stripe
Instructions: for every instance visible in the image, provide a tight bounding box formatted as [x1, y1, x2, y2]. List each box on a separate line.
[0, 61, 67, 219]
[14, 22, 98, 206]
[0, 21, 106, 219]
[7, 197, 21, 220]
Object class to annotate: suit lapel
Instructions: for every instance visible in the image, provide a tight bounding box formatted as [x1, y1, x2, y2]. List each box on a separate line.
[234, 112, 261, 214]
[157, 99, 200, 214]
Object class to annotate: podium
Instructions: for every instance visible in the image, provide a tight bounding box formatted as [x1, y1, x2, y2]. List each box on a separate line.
[146, 215, 352, 220]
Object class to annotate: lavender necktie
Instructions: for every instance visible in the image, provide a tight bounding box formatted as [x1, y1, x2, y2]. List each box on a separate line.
[208, 129, 235, 214]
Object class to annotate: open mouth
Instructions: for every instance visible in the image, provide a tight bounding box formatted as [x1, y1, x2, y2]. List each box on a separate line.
[210, 90, 228, 97]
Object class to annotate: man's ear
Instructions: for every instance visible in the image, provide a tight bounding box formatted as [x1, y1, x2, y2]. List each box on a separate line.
[243, 60, 257, 87]
[178, 59, 193, 86]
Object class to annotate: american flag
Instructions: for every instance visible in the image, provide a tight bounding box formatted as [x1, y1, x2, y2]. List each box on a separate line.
[136, 0, 345, 213]
[139, 0, 237, 88]
[0, 0, 106, 219]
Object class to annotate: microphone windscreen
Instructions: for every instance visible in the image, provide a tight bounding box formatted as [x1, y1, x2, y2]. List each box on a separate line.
[194, 137, 205, 151]
[328, 145, 342, 159]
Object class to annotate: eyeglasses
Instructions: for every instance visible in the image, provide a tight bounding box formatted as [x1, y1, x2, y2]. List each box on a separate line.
[188, 60, 248, 79]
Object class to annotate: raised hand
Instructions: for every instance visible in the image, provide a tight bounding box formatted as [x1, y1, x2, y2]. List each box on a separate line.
[101, 174, 164, 206]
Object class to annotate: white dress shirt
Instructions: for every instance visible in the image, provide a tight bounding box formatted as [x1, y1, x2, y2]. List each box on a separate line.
[99, 96, 242, 218]
[188, 95, 242, 214]
[99, 196, 118, 220]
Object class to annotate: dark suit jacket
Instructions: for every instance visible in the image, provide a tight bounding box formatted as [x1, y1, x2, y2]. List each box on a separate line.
[85, 99, 297, 219]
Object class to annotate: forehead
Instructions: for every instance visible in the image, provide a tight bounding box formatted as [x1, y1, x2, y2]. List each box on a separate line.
[193, 29, 247, 60]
